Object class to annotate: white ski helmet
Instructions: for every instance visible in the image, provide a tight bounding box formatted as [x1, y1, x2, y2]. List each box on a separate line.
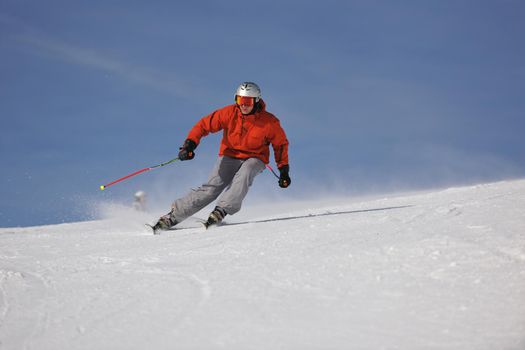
[235, 82, 261, 103]
[134, 190, 146, 200]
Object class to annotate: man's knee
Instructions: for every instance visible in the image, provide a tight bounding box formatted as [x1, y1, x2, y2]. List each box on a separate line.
[238, 158, 265, 179]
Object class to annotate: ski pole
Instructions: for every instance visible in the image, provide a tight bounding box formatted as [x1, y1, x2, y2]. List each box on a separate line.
[100, 157, 179, 190]
[265, 164, 280, 179]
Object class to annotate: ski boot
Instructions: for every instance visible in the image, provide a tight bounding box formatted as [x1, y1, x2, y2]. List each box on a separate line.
[150, 211, 178, 234]
[203, 206, 227, 229]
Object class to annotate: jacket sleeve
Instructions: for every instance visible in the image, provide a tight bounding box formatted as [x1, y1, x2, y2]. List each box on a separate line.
[269, 120, 289, 168]
[186, 106, 230, 145]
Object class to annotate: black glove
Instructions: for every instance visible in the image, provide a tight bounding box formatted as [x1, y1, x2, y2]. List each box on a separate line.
[278, 165, 291, 188]
[178, 139, 197, 161]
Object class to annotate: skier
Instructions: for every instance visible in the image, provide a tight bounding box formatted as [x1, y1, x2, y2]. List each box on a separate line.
[152, 82, 290, 232]
[132, 190, 147, 212]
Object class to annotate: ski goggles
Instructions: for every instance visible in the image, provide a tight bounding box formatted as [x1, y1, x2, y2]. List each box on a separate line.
[235, 95, 255, 106]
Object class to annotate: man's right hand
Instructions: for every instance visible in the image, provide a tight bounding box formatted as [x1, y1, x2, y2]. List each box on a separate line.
[178, 139, 197, 161]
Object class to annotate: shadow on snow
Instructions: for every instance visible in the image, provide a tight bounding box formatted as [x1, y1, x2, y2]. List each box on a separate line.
[226, 205, 414, 226]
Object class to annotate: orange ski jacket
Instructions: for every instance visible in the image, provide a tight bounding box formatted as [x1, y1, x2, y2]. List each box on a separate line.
[186, 100, 289, 168]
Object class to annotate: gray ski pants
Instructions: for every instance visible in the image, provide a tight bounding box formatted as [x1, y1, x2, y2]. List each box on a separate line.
[170, 156, 266, 223]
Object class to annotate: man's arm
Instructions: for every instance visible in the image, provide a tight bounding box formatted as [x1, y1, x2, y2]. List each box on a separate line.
[186, 106, 232, 145]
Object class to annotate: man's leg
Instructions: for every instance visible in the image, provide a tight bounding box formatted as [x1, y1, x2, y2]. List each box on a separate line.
[169, 156, 243, 223]
[216, 157, 266, 216]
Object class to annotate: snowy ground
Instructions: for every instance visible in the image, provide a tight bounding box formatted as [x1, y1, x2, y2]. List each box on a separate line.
[1, 179, 525, 349]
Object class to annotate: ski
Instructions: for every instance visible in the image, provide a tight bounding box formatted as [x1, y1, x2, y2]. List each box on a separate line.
[145, 223, 203, 235]
[147, 206, 412, 234]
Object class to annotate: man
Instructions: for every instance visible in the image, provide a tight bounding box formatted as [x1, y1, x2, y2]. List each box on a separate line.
[132, 190, 146, 212]
[152, 82, 291, 232]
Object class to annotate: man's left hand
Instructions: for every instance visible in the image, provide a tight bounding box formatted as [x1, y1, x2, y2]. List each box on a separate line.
[278, 165, 291, 188]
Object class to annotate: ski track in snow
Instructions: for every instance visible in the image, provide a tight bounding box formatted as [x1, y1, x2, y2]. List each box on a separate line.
[1, 179, 525, 349]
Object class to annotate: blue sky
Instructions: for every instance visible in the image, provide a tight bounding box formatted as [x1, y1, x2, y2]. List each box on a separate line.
[1, 0, 524, 227]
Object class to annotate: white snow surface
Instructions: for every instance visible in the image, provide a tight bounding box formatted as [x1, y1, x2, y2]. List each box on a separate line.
[1, 180, 525, 350]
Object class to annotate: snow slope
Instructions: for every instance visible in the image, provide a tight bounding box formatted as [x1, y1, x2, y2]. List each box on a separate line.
[1, 180, 525, 349]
